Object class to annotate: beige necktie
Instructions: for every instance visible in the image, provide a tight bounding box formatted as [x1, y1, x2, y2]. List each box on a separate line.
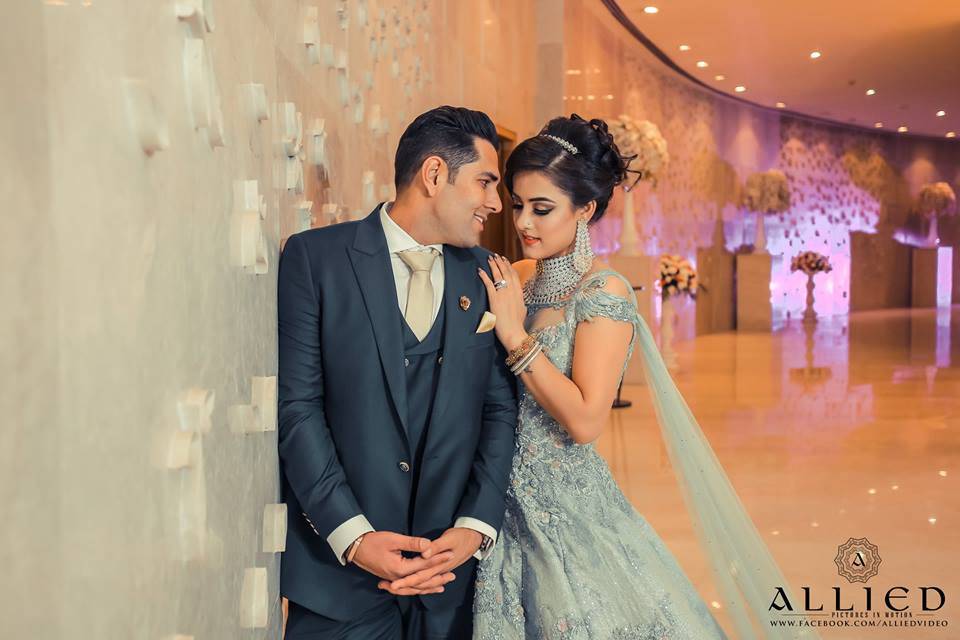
[398, 248, 440, 340]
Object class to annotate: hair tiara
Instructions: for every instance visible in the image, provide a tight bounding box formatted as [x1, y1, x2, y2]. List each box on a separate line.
[541, 134, 579, 155]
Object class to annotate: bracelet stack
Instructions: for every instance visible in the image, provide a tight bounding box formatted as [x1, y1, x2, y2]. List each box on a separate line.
[506, 333, 542, 376]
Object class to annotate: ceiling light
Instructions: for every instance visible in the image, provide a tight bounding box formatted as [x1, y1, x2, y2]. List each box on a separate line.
[586, 95, 595, 101]
[775, 102, 786, 109]
[874, 122, 883, 128]
[644, 6, 659, 14]
[679, 44, 690, 52]
[865, 89, 876, 96]
[734, 85, 746, 93]
[714, 74, 725, 81]
[897, 125, 908, 133]
[936, 110, 946, 117]
[603, 94, 614, 100]
[947, 132, 957, 138]
[696, 61, 708, 68]
[810, 51, 821, 59]
[565, 69, 581, 75]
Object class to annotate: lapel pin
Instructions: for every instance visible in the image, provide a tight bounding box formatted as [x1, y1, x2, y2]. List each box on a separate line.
[459, 295, 471, 311]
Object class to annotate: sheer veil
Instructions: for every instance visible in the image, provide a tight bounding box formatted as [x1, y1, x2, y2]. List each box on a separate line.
[632, 314, 820, 640]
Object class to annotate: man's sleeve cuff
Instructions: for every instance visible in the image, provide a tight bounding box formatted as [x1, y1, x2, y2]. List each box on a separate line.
[327, 514, 375, 565]
[454, 517, 498, 561]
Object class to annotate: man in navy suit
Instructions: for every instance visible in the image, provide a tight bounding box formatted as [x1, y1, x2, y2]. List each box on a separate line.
[278, 106, 517, 638]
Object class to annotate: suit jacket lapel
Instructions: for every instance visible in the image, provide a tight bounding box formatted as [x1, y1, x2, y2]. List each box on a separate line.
[429, 246, 475, 426]
[348, 209, 409, 439]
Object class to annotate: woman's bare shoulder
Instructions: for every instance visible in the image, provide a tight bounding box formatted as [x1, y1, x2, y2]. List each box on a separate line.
[512, 259, 537, 284]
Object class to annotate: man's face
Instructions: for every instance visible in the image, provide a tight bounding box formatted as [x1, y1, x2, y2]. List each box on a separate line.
[432, 138, 503, 248]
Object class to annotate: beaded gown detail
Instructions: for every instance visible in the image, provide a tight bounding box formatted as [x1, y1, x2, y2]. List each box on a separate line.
[472, 269, 727, 640]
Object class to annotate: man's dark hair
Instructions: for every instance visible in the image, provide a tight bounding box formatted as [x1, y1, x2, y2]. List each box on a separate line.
[394, 106, 499, 191]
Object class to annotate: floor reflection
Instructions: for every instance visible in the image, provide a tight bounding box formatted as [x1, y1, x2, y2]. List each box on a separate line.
[596, 306, 959, 638]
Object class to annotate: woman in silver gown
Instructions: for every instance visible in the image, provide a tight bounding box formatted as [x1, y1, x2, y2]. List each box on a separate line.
[469, 115, 726, 639]
[471, 115, 816, 640]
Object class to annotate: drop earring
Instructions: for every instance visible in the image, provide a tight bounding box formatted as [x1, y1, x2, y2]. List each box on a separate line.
[572, 218, 594, 275]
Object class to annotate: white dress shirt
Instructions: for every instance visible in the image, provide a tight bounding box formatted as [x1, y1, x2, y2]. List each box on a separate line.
[325, 203, 498, 565]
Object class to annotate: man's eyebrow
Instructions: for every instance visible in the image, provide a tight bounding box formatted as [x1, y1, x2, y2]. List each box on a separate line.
[479, 171, 500, 183]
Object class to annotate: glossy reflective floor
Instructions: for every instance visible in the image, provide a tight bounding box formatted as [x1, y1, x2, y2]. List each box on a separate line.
[596, 306, 959, 639]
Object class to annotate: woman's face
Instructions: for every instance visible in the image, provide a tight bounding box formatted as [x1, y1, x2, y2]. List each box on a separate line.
[511, 171, 593, 260]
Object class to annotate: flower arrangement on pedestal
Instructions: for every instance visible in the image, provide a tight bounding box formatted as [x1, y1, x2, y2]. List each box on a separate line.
[790, 251, 832, 323]
[914, 182, 957, 246]
[609, 114, 669, 255]
[790, 251, 833, 276]
[657, 254, 698, 369]
[659, 254, 699, 299]
[741, 169, 790, 253]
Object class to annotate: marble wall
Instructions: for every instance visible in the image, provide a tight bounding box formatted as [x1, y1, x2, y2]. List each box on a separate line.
[1, 1, 538, 638]
[564, 0, 960, 322]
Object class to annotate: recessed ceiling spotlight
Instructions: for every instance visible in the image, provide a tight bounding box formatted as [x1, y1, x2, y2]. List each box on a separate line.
[865, 89, 876, 96]
[874, 122, 883, 128]
[947, 131, 957, 138]
[936, 110, 946, 117]
[696, 61, 708, 68]
[897, 125, 908, 133]
[565, 69, 582, 76]
[775, 102, 786, 108]
[586, 95, 595, 101]
[810, 50, 822, 59]
[603, 94, 614, 100]
[644, 6, 659, 14]
[714, 74, 725, 81]
[679, 44, 691, 52]
[735, 85, 746, 93]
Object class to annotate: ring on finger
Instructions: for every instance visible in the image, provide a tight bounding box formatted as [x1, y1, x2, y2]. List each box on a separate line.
[494, 279, 508, 290]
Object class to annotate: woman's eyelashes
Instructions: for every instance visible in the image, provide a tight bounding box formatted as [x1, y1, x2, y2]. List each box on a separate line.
[511, 202, 553, 216]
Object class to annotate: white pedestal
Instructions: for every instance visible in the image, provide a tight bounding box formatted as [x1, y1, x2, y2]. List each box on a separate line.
[736, 253, 773, 331]
[911, 246, 954, 308]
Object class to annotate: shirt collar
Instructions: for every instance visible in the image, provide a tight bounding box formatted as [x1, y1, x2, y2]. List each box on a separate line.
[380, 203, 444, 255]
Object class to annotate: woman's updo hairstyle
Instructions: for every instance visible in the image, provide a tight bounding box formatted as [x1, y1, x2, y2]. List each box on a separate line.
[504, 114, 635, 224]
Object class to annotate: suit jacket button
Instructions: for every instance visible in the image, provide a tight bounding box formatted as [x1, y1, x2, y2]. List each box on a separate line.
[404, 358, 410, 367]
[438, 355, 443, 364]
[398, 461, 410, 473]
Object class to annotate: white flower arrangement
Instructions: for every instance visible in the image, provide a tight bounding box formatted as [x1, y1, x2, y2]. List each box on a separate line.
[741, 169, 791, 214]
[915, 182, 957, 219]
[790, 251, 832, 276]
[608, 114, 669, 186]
[659, 254, 699, 299]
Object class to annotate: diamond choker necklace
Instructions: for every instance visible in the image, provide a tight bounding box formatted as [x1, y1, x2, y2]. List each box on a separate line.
[523, 253, 586, 306]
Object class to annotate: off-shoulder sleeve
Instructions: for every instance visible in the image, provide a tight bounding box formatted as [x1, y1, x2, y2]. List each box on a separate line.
[570, 271, 642, 382]
[573, 272, 640, 328]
